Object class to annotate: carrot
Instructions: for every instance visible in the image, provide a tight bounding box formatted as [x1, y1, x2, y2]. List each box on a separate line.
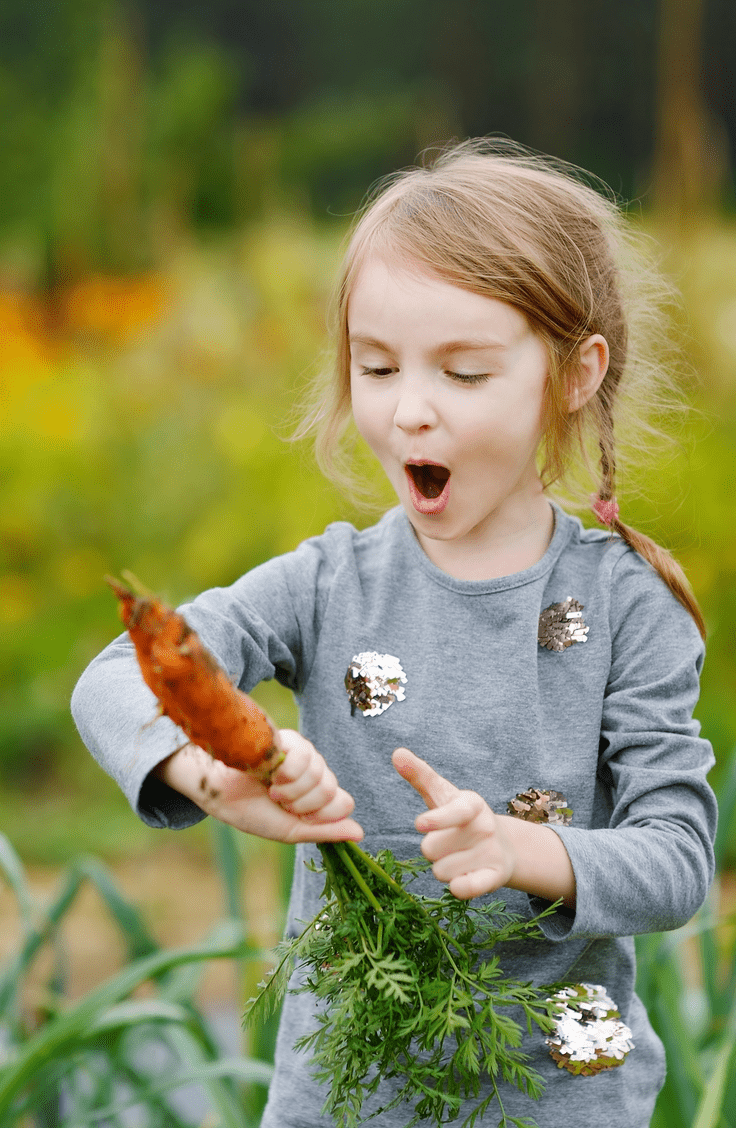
[106, 573, 284, 777]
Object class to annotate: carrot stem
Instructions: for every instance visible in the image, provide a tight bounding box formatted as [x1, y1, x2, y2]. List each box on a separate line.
[119, 570, 155, 597]
[332, 843, 383, 914]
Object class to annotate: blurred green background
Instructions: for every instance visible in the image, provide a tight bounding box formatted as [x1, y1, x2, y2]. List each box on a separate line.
[1, 1, 736, 1125]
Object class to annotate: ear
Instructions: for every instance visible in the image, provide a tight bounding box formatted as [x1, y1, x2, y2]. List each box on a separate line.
[567, 334, 609, 412]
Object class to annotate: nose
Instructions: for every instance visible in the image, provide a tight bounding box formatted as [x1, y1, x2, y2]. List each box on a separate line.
[392, 374, 438, 433]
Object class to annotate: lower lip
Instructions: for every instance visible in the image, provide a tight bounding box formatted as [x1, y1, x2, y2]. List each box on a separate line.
[405, 467, 451, 515]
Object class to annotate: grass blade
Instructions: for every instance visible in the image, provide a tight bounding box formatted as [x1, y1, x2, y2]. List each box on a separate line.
[88, 998, 191, 1033]
[210, 821, 243, 921]
[61, 1057, 274, 1126]
[0, 920, 260, 1117]
[637, 932, 702, 1128]
[104, 1052, 193, 1128]
[692, 991, 736, 1128]
[76, 856, 160, 961]
[164, 1023, 252, 1128]
[0, 833, 32, 931]
[714, 745, 736, 868]
[0, 860, 85, 1018]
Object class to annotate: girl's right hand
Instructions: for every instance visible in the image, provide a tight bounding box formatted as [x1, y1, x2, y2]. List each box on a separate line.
[153, 729, 363, 845]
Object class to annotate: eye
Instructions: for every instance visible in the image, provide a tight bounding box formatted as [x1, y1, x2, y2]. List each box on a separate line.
[361, 366, 396, 378]
[446, 371, 490, 385]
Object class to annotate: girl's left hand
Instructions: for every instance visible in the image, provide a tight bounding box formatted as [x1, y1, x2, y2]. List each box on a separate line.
[392, 747, 515, 900]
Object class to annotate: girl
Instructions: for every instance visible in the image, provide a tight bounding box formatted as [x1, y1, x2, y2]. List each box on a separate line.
[72, 139, 717, 1128]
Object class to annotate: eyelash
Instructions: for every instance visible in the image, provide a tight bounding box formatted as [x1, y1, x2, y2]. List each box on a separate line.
[360, 367, 490, 385]
[448, 372, 490, 385]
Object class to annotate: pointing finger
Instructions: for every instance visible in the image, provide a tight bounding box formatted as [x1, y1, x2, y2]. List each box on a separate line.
[392, 747, 459, 810]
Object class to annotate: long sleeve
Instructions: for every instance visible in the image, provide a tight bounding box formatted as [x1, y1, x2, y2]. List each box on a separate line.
[71, 536, 332, 827]
[532, 549, 717, 940]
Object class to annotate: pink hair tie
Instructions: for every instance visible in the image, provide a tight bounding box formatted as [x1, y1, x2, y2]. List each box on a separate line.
[591, 494, 619, 526]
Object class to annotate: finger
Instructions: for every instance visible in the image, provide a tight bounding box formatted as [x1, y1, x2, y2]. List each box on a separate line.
[392, 747, 459, 810]
[206, 784, 362, 844]
[415, 792, 487, 834]
[420, 825, 480, 863]
[298, 787, 356, 824]
[278, 772, 341, 816]
[286, 816, 364, 844]
[447, 869, 500, 900]
[269, 759, 329, 804]
[425, 846, 502, 898]
[270, 730, 313, 785]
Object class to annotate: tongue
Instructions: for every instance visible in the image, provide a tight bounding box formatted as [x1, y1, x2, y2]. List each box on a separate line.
[411, 464, 450, 499]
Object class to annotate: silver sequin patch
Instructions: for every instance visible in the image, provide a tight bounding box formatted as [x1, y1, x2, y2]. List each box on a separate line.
[345, 652, 407, 717]
[538, 596, 589, 651]
[545, 983, 634, 1075]
[507, 788, 573, 825]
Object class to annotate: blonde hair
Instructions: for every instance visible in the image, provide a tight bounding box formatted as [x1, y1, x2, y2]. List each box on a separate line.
[296, 138, 705, 638]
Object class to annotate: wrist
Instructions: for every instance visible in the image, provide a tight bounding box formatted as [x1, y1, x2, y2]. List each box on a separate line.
[152, 744, 224, 806]
[498, 815, 576, 908]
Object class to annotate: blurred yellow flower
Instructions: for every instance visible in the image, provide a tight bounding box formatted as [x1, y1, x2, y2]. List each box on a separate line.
[0, 573, 38, 625]
[60, 274, 170, 342]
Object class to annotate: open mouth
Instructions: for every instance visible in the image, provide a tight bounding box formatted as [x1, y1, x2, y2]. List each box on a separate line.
[406, 463, 451, 499]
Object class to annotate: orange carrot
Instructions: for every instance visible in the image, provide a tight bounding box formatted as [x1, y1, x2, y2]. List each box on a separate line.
[106, 574, 284, 776]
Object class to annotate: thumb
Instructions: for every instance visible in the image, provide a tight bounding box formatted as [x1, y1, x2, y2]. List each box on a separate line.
[392, 747, 459, 810]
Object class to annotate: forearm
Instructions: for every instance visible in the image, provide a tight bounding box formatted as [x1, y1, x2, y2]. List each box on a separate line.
[500, 815, 576, 908]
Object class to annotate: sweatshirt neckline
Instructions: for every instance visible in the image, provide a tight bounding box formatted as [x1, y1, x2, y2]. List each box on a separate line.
[396, 502, 573, 594]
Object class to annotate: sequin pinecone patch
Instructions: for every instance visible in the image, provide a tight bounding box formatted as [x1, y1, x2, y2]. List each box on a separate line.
[538, 597, 589, 651]
[345, 652, 407, 717]
[545, 983, 634, 1075]
[507, 788, 572, 825]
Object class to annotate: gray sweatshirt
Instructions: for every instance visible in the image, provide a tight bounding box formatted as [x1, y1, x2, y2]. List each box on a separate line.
[71, 503, 717, 1128]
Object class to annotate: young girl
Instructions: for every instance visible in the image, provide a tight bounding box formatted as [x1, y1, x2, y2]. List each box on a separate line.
[72, 139, 717, 1128]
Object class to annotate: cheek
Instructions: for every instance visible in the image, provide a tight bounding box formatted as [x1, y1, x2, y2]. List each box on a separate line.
[350, 379, 384, 450]
[460, 406, 542, 465]
[349, 374, 367, 433]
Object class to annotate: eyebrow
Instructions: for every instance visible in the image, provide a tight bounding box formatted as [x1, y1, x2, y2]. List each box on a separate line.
[348, 334, 507, 354]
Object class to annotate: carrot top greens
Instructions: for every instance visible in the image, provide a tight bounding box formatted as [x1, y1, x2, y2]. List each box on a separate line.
[245, 840, 561, 1128]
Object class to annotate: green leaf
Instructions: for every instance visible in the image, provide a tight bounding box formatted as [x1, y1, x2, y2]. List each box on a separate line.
[0, 833, 32, 931]
[210, 819, 244, 920]
[88, 998, 191, 1033]
[244, 843, 553, 1128]
[692, 988, 736, 1128]
[713, 744, 736, 868]
[76, 855, 160, 962]
[62, 1058, 274, 1126]
[243, 918, 317, 1029]
[0, 859, 85, 1018]
[0, 920, 259, 1119]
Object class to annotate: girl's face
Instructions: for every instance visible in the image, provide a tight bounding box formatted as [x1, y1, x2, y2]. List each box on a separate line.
[348, 255, 553, 577]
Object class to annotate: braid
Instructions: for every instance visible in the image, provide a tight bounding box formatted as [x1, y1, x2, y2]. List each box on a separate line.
[598, 439, 616, 503]
[592, 403, 706, 639]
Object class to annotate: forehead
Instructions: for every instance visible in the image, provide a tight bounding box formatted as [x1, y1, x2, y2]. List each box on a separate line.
[347, 254, 530, 345]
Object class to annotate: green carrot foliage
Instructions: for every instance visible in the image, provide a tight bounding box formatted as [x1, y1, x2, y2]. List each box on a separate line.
[245, 841, 560, 1128]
